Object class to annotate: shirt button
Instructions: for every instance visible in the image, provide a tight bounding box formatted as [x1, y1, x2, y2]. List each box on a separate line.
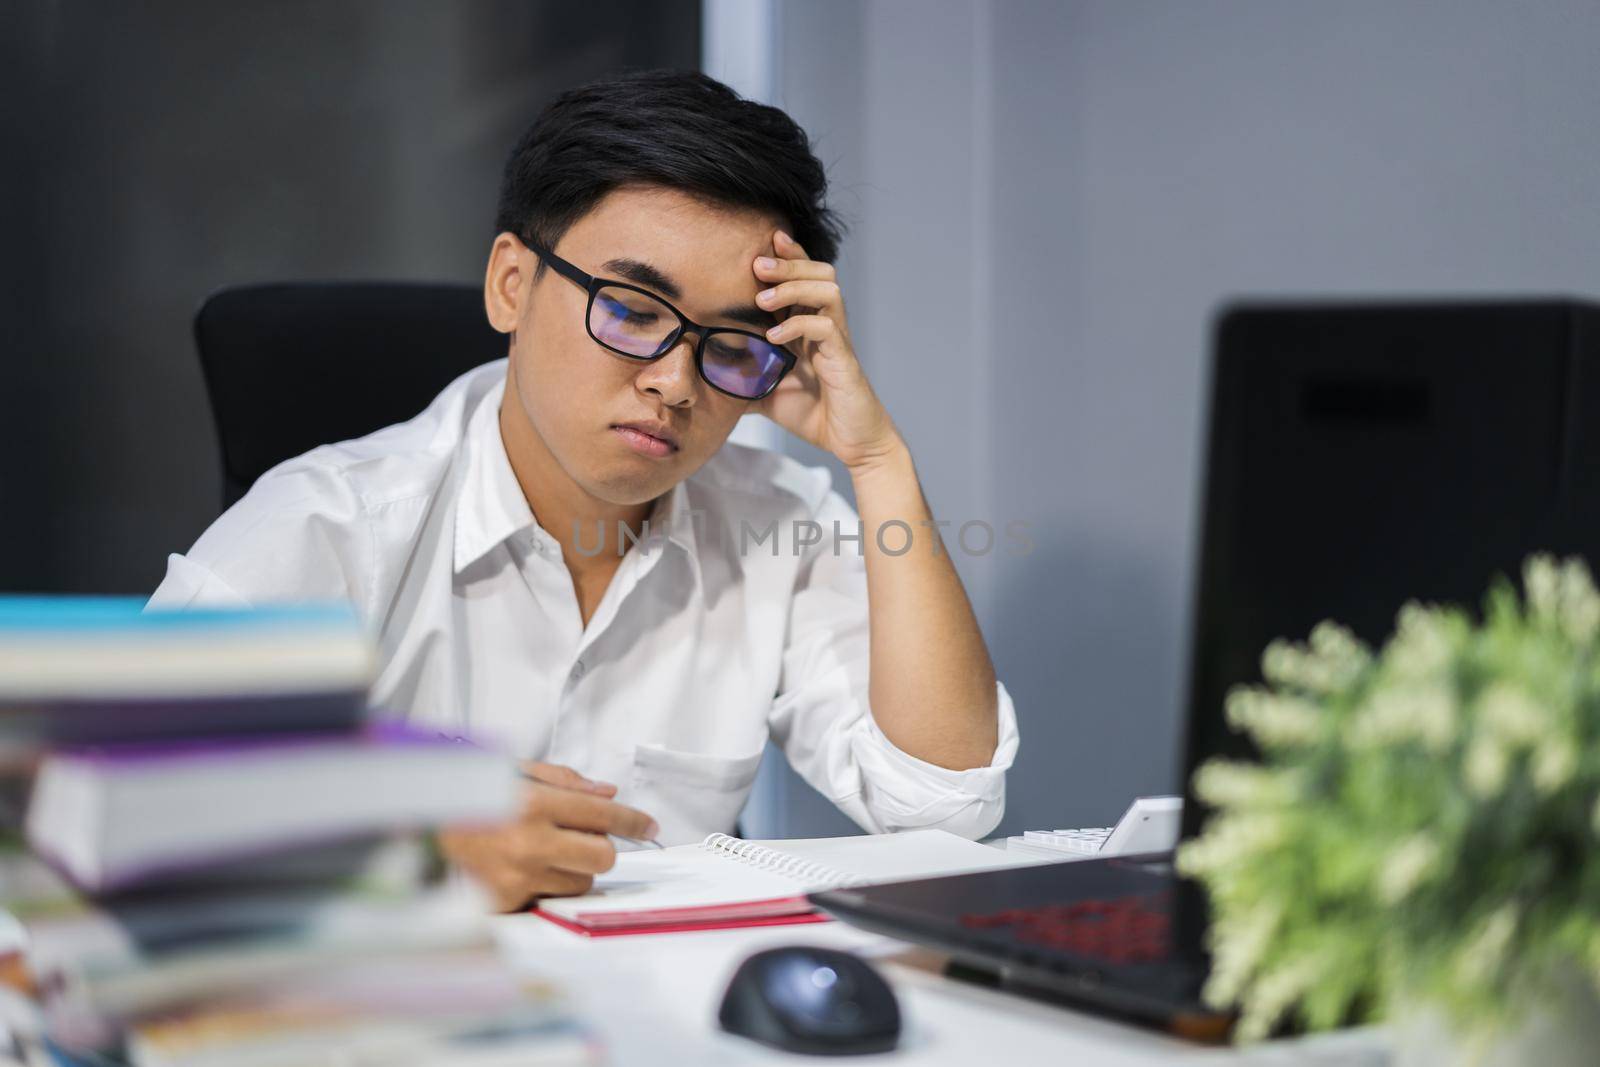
[571, 659, 587, 680]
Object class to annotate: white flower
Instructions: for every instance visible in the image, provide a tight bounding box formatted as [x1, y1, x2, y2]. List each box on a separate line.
[1520, 553, 1600, 640]
[1226, 688, 1322, 748]
[1293, 620, 1373, 692]
[1203, 903, 1284, 1007]
[1261, 633, 1362, 695]
[1556, 558, 1600, 645]
[1387, 602, 1455, 679]
[1453, 904, 1518, 988]
[1377, 835, 1442, 904]
[1525, 554, 1561, 621]
[1564, 595, 1600, 646]
[1530, 739, 1578, 794]
[1475, 682, 1547, 747]
[1177, 812, 1288, 876]
[1349, 685, 1456, 751]
[1464, 736, 1510, 798]
[1191, 761, 1299, 810]
[1233, 952, 1329, 1043]
[1310, 620, 1370, 672]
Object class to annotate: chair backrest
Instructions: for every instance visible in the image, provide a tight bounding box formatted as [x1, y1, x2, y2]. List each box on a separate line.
[194, 282, 506, 508]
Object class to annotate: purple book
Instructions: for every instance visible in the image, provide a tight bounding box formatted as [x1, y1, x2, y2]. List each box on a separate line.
[25, 722, 519, 893]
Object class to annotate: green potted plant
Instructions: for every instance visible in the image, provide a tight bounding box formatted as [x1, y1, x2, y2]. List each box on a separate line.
[1177, 554, 1600, 1065]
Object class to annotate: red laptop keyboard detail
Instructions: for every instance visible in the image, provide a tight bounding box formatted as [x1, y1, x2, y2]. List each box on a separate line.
[958, 891, 1173, 964]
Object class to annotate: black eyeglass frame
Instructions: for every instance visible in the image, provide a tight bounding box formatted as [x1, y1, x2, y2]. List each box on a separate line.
[520, 235, 797, 401]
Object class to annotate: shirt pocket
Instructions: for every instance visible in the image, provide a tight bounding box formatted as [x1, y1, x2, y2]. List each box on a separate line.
[628, 743, 765, 845]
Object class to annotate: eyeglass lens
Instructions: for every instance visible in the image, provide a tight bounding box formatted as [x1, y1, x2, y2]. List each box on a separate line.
[590, 285, 789, 399]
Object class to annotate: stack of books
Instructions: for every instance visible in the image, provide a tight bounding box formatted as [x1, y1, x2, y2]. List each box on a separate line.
[0, 596, 596, 1066]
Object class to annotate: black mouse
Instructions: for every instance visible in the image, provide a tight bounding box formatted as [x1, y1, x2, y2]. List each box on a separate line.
[718, 944, 901, 1055]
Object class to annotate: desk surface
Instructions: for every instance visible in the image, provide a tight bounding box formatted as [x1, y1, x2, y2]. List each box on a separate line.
[492, 913, 1390, 1066]
[0, 840, 1387, 1065]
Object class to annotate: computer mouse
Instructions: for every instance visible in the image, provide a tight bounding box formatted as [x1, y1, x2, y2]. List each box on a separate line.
[717, 944, 901, 1055]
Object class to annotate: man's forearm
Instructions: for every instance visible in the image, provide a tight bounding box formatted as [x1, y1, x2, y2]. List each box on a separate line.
[849, 438, 1000, 771]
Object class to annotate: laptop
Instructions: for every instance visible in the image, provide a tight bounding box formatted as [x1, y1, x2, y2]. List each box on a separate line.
[811, 299, 1600, 1040]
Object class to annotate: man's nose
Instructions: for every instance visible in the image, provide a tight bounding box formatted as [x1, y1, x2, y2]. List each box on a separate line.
[635, 331, 700, 407]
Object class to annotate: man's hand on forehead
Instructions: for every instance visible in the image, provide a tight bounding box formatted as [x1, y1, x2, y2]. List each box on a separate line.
[749, 228, 899, 473]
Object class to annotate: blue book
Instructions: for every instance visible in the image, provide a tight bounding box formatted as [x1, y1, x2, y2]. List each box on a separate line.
[0, 597, 375, 752]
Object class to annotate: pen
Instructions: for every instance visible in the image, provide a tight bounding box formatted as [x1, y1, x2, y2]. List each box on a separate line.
[610, 833, 665, 851]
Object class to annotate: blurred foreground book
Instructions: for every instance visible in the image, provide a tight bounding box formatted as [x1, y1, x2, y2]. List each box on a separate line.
[3, 847, 594, 1066]
[122, 945, 596, 1067]
[0, 598, 374, 755]
[0, 598, 592, 1065]
[25, 724, 515, 892]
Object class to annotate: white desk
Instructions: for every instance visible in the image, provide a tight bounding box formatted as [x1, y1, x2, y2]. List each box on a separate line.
[492, 913, 1390, 1066]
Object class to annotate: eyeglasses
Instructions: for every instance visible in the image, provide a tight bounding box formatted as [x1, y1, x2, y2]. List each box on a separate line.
[521, 235, 797, 401]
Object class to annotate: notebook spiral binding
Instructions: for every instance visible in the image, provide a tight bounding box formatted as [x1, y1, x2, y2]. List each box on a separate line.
[700, 833, 865, 889]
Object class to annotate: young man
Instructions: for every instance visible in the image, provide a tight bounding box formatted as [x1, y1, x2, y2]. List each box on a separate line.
[149, 69, 1019, 910]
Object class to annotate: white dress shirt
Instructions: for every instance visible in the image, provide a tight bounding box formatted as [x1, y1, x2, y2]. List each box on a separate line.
[149, 359, 1019, 844]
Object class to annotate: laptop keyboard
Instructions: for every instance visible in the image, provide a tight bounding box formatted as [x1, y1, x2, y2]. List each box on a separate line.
[958, 890, 1173, 964]
[1020, 826, 1115, 854]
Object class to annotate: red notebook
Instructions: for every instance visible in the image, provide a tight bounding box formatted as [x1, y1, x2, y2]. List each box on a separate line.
[532, 830, 1033, 937]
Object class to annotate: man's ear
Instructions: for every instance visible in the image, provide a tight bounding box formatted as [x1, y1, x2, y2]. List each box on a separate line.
[484, 232, 529, 335]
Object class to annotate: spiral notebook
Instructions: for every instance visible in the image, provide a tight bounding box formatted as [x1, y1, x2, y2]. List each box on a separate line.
[533, 829, 1031, 937]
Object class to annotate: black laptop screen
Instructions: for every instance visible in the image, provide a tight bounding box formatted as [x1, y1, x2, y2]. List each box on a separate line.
[1177, 300, 1599, 890]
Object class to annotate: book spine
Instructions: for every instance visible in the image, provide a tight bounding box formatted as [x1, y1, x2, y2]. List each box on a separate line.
[0, 690, 367, 753]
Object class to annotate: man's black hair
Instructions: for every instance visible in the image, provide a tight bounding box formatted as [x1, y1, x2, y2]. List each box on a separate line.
[495, 68, 846, 281]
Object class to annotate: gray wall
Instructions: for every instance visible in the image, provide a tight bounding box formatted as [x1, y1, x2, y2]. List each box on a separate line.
[766, 0, 1600, 837]
[0, 1, 698, 595]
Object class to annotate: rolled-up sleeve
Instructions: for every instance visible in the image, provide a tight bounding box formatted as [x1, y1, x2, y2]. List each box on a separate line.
[766, 487, 1020, 839]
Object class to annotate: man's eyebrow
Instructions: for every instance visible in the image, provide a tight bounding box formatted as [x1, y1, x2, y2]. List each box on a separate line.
[600, 257, 776, 332]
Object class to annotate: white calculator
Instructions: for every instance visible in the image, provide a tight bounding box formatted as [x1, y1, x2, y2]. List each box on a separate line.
[1006, 795, 1183, 860]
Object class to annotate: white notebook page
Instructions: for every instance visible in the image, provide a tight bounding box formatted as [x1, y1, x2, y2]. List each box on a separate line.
[537, 829, 1029, 922]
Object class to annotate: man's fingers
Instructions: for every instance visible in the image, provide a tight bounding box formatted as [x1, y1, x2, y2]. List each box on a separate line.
[774, 228, 818, 265]
[757, 280, 844, 322]
[533, 868, 595, 899]
[539, 788, 660, 840]
[754, 252, 834, 283]
[600, 800, 660, 842]
[546, 827, 619, 875]
[495, 822, 615, 876]
[521, 761, 617, 796]
[484, 824, 612, 883]
[488, 863, 594, 909]
[521, 761, 581, 788]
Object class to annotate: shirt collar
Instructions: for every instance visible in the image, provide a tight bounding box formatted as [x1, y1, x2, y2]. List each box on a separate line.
[454, 377, 701, 576]
[649, 477, 700, 566]
[453, 378, 540, 574]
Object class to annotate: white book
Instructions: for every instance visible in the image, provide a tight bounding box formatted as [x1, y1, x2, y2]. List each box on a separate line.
[0, 597, 376, 752]
[0, 598, 373, 700]
[25, 725, 520, 892]
[536, 829, 1033, 934]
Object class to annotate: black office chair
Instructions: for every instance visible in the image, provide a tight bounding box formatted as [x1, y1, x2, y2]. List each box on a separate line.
[194, 282, 506, 508]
